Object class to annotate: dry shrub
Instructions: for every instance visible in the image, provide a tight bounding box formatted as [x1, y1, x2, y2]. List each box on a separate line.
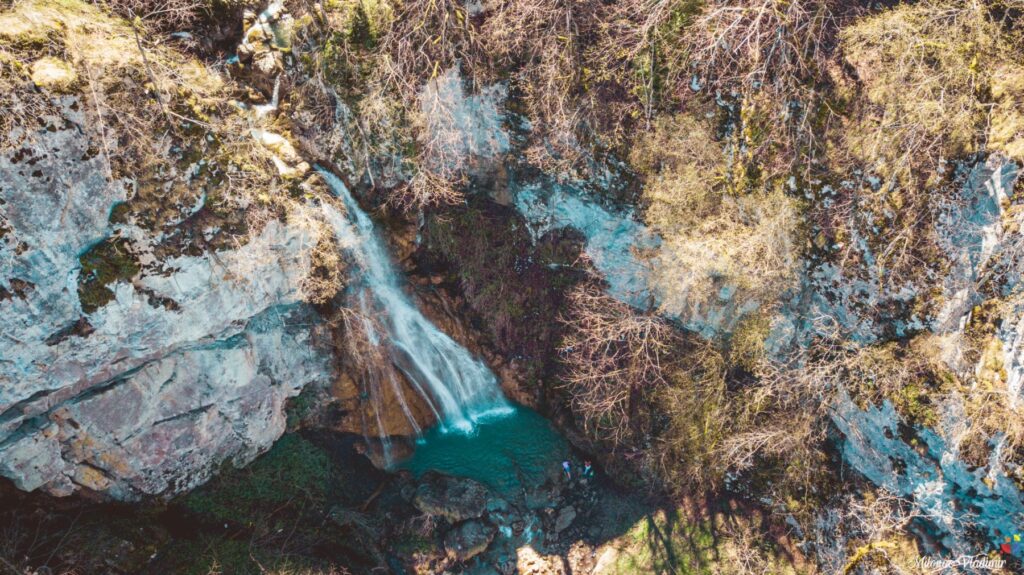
[827, 491, 953, 575]
[378, 0, 480, 100]
[1, 0, 316, 262]
[369, 0, 509, 208]
[837, 1, 1008, 188]
[632, 114, 800, 322]
[400, 168, 464, 210]
[98, 0, 204, 29]
[680, 0, 855, 174]
[647, 341, 730, 491]
[481, 0, 588, 173]
[480, 0, 659, 175]
[0, 0, 216, 174]
[392, 67, 508, 209]
[559, 280, 682, 445]
[294, 199, 347, 305]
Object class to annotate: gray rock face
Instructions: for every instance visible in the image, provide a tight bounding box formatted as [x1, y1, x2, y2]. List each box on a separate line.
[412, 472, 492, 523]
[832, 391, 1024, 556]
[0, 97, 334, 499]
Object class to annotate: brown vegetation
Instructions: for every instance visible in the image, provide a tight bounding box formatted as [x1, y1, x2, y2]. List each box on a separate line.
[559, 280, 681, 445]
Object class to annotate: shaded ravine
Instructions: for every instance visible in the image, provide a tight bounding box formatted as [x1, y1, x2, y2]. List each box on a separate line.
[317, 168, 512, 455]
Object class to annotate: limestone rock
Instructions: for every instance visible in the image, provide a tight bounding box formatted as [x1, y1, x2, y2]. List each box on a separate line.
[252, 129, 310, 179]
[0, 90, 334, 499]
[516, 546, 566, 575]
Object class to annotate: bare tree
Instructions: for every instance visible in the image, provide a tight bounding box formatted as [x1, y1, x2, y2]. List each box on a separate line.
[559, 280, 681, 444]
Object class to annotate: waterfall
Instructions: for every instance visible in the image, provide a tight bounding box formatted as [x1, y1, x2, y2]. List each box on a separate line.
[316, 167, 511, 438]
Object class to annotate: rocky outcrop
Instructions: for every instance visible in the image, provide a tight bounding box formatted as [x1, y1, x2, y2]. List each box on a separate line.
[0, 0, 337, 499]
[0, 108, 334, 497]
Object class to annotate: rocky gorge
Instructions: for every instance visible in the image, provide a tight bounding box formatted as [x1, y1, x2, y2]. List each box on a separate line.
[2, 0, 1024, 573]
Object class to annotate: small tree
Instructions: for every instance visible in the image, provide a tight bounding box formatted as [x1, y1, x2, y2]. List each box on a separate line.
[559, 280, 681, 445]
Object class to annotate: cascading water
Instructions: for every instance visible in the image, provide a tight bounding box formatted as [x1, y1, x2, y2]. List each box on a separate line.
[316, 167, 511, 443]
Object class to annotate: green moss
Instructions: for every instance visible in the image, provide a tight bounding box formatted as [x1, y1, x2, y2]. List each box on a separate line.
[889, 382, 940, 428]
[392, 533, 434, 556]
[285, 386, 322, 429]
[77, 237, 140, 313]
[181, 434, 333, 527]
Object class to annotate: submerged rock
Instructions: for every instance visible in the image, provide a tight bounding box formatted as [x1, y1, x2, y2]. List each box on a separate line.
[553, 505, 576, 533]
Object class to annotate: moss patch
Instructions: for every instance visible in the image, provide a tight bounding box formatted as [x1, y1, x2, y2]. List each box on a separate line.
[181, 434, 332, 527]
[597, 507, 800, 575]
[77, 236, 139, 313]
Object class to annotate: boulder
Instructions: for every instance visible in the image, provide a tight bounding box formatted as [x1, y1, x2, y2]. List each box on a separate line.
[516, 546, 566, 575]
[413, 472, 491, 523]
[444, 519, 497, 561]
[553, 505, 576, 533]
[30, 56, 76, 92]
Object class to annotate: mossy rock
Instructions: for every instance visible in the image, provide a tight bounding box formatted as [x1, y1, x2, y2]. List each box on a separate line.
[0, 8, 63, 49]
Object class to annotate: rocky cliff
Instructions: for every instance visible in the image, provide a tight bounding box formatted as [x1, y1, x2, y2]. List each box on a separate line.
[0, 0, 338, 499]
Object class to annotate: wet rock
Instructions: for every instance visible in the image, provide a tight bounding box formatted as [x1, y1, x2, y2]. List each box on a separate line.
[553, 505, 576, 533]
[252, 129, 310, 179]
[234, 0, 294, 95]
[444, 519, 497, 561]
[413, 472, 491, 523]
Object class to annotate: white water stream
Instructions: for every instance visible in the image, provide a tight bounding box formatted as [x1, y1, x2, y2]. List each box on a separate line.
[317, 168, 511, 441]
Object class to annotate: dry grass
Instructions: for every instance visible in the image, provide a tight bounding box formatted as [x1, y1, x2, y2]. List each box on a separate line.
[837, 1, 1004, 189]
[631, 114, 801, 323]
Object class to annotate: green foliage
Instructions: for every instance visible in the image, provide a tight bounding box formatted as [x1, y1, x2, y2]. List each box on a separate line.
[285, 386, 322, 429]
[77, 237, 140, 313]
[167, 535, 332, 575]
[628, 0, 704, 116]
[318, 0, 391, 101]
[348, 2, 376, 49]
[609, 513, 716, 575]
[648, 346, 730, 492]
[181, 434, 333, 527]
